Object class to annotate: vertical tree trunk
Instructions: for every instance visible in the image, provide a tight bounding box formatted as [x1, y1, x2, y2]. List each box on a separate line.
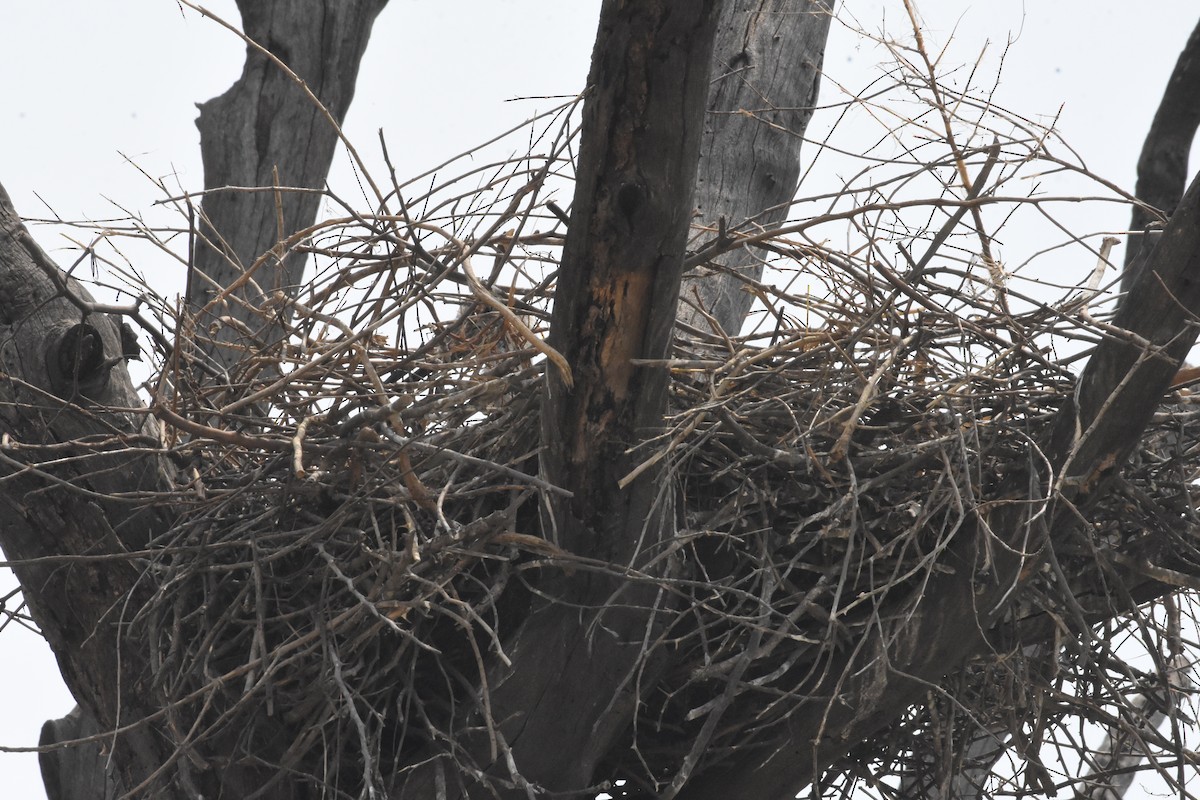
[391, 2, 721, 796]
[678, 0, 830, 336]
[189, 0, 388, 377]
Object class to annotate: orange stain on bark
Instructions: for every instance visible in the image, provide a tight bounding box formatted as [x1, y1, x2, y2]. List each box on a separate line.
[595, 269, 652, 402]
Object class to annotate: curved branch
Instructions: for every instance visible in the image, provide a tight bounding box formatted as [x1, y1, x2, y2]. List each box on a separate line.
[1122, 16, 1200, 292]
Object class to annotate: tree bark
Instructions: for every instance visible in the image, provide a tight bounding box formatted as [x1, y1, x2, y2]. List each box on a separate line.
[34, 2, 388, 797]
[0, 182, 182, 796]
[679, 0, 831, 336]
[14, 3, 1200, 798]
[190, 0, 388, 377]
[39, 707, 122, 800]
[392, 2, 722, 796]
[1122, 16, 1200, 291]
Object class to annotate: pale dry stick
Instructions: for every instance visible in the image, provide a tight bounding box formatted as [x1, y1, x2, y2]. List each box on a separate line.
[901, 1, 1004, 296]
[829, 332, 917, 461]
[292, 414, 325, 479]
[1082, 237, 1121, 300]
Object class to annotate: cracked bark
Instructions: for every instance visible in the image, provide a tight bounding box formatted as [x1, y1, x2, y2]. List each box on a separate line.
[678, 0, 831, 337]
[189, 0, 387, 377]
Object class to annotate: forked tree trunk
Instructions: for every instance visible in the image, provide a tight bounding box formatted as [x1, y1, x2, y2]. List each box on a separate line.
[397, 1, 723, 793]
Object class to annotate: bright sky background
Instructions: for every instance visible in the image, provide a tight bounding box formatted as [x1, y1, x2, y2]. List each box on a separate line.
[2, 2, 1199, 797]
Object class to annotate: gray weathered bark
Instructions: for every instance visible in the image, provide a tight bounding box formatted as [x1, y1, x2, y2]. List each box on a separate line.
[0, 182, 182, 796]
[39, 707, 122, 800]
[189, 0, 388, 377]
[35, 1, 388, 797]
[678, 0, 831, 336]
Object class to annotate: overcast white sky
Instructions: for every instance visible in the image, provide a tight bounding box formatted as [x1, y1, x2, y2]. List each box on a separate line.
[2, 2, 1199, 797]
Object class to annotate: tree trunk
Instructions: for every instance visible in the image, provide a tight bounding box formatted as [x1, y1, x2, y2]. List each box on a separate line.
[394, 2, 722, 794]
[0, 182, 182, 796]
[679, 0, 831, 337]
[14, 3, 1200, 799]
[30, 1, 839, 797]
[189, 0, 388, 378]
[34, 2, 388, 797]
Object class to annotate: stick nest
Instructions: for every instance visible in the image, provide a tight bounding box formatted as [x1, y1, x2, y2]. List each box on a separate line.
[89, 104, 1200, 797]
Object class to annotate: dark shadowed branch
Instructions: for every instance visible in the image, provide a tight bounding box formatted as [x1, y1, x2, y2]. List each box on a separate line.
[1122, 16, 1200, 292]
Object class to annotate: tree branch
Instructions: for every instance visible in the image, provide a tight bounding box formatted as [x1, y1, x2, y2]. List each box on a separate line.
[678, 0, 831, 337]
[189, 0, 388, 376]
[1122, 16, 1200, 291]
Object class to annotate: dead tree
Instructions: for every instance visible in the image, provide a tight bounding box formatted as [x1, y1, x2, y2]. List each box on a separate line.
[7, 2, 1200, 799]
[19, 1, 828, 797]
